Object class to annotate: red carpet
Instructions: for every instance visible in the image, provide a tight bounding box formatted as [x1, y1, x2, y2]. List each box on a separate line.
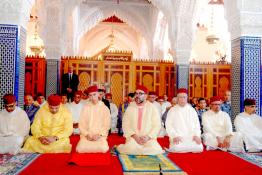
[20, 153, 123, 175]
[20, 135, 123, 175]
[20, 134, 262, 175]
[168, 150, 262, 175]
[69, 152, 111, 166]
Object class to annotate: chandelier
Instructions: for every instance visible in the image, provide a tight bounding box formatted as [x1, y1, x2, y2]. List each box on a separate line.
[29, 20, 45, 56]
[28, 0, 45, 56]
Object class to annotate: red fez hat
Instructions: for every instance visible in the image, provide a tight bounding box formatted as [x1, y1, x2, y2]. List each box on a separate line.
[105, 93, 112, 98]
[148, 91, 157, 96]
[83, 89, 89, 95]
[244, 98, 256, 106]
[210, 96, 221, 103]
[136, 85, 148, 94]
[3, 94, 16, 104]
[88, 85, 98, 94]
[74, 91, 82, 96]
[48, 94, 61, 106]
[177, 88, 188, 94]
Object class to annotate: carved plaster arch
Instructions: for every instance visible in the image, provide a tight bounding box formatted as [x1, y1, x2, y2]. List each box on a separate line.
[78, 24, 140, 57]
[76, 5, 152, 55]
[81, 24, 139, 50]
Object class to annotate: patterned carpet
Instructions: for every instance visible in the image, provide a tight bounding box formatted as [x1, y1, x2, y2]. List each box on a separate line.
[230, 152, 262, 168]
[0, 153, 40, 175]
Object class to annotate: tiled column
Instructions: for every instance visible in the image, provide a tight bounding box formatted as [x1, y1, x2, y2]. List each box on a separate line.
[231, 36, 262, 118]
[0, 24, 26, 109]
[177, 64, 189, 89]
[45, 59, 60, 98]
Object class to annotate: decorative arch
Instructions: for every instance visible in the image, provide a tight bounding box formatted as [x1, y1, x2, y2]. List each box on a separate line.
[78, 24, 140, 57]
[76, 5, 152, 55]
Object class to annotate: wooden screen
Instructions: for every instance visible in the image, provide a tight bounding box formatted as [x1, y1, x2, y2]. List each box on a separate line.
[61, 54, 176, 106]
[25, 56, 46, 97]
[189, 62, 231, 100]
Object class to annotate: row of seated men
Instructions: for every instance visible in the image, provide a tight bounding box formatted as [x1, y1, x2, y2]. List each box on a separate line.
[0, 86, 261, 155]
[23, 89, 230, 138]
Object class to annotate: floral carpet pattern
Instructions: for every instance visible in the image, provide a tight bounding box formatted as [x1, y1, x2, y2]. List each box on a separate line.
[230, 152, 262, 168]
[0, 153, 39, 175]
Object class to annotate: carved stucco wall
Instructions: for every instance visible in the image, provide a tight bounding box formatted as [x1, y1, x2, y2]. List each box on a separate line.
[78, 22, 143, 58]
[34, 0, 197, 63]
[0, 0, 34, 29]
[76, 2, 156, 58]
[0, 0, 207, 64]
[224, 0, 262, 40]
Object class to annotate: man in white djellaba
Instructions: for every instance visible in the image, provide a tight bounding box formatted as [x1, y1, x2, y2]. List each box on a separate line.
[202, 96, 244, 152]
[117, 85, 164, 155]
[0, 94, 30, 154]
[234, 98, 262, 152]
[166, 88, 203, 153]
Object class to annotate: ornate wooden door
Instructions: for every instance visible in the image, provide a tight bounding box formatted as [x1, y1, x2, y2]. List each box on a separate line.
[189, 63, 231, 100]
[25, 56, 46, 97]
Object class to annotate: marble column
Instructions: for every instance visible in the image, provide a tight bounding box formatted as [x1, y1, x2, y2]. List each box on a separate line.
[40, 0, 65, 98]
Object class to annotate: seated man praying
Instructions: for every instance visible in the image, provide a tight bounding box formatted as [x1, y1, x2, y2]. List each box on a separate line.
[117, 85, 164, 155]
[234, 98, 262, 152]
[23, 94, 73, 153]
[166, 88, 203, 153]
[0, 94, 30, 154]
[76, 85, 111, 153]
[202, 96, 243, 152]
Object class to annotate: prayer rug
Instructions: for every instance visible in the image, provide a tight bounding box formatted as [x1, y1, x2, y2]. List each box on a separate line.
[230, 152, 262, 168]
[0, 153, 39, 175]
[118, 154, 186, 175]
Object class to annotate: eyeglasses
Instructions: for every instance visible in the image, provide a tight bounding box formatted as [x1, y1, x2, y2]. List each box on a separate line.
[135, 92, 145, 96]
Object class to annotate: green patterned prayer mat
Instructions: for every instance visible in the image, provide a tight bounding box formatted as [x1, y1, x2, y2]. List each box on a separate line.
[230, 152, 262, 168]
[0, 153, 40, 175]
[118, 154, 187, 175]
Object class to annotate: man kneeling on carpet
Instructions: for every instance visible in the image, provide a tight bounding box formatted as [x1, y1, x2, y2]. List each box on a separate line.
[76, 85, 111, 153]
[202, 96, 244, 152]
[22, 94, 73, 153]
[165, 88, 203, 153]
[0, 94, 30, 154]
[234, 98, 262, 152]
[117, 85, 164, 155]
